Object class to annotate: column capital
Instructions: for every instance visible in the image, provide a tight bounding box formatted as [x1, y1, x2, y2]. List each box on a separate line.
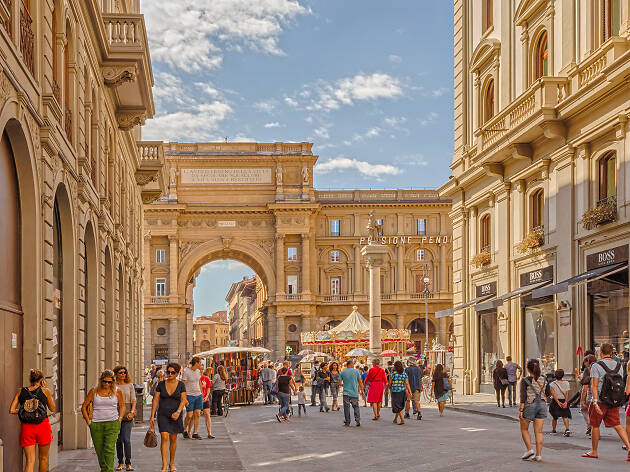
[275, 233, 285, 241]
[168, 234, 178, 241]
[301, 233, 310, 240]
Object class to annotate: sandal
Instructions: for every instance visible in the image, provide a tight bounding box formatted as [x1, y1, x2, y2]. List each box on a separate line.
[581, 452, 598, 459]
[126, 466, 135, 471]
[116, 466, 124, 471]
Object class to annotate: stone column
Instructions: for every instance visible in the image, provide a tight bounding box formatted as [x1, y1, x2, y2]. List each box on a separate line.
[168, 318, 178, 362]
[168, 235, 178, 301]
[143, 233, 151, 298]
[276, 314, 286, 360]
[144, 319, 152, 366]
[275, 234, 285, 294]
[353, 244, 361, 294]
[439, 243, 448, 293]
[301, 233, 311, 294]
[361, 243, 389, 355]
[396, 313, 404, 329]
[396, 244, 405, 293]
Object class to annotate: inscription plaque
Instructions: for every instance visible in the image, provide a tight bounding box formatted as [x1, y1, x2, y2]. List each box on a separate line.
[181, 168, 272, 184]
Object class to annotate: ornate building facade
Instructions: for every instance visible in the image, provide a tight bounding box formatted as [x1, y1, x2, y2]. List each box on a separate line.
[143, 142, 453, 363]
[440, 0, 630, 394]
[0, 0, 165, 469]
[192, 311, 229, 355]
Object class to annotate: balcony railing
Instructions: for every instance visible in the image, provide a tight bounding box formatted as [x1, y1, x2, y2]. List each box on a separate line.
[104, 15, 143, 49]
[323, 295, 349, 302]
[150, 296, 169, 304]
[19, 4, 33, 74]
[570, 38, 629, 91]
[277, 294, 302, 301]
[410, 293, 434, 299]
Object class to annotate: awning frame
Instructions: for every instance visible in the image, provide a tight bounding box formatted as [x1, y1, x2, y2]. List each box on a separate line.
[435, 293, 493, 318]
[474, 280, 552, 312]
[531, 263, 628, 299]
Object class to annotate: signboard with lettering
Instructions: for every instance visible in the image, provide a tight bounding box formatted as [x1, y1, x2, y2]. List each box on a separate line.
[358, 235, 450, 246]
[181, 168, 272, 184]
[154, 345, 168, 359]
[218, 221, 236, 228]
[586, 244, 629, 270]
[520, 266, 554, 287]
[475, 281, 497, 298]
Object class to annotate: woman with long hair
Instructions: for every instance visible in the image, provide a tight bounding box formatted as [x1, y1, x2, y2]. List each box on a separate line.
[364, 358, 388, 420]
[200, 368, 214, 438]
[212, 365, 228, 416]
[9, 369, 56, 472]
[519, 359, 548, 462]
[150, 362, 187, 472]
[493, 360, 509, 408]
[329, 362, 341, 411]
[431, 364, 451, 417]
[389, 360, 412, 425]
[113, 366, 136, 471]
[275, 367, 297, 422]
[82, 370, 126, 472]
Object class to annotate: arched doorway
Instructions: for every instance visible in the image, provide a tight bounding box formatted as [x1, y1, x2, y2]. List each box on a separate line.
[200, 340, 211, 351]
[322, 319, 342, 331]
[381, 319, 393, 329]
[408, 317, 436, 353]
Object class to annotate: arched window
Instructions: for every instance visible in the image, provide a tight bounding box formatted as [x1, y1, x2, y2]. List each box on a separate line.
[90, 90, 97, 184]
[598, 152, 616, 202]
[535, 31, 548, 79]
[322, 320, 341, 331]
[603, 0, 621, 41]
[483, 80, 494, 123]
[480, 214, 491, 252]
[484, 0, 493, 32]
[64, 21, 72, 142]
[531, 189, 544, 229]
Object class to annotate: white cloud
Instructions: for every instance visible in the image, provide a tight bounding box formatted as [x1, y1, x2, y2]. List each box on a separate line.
[304, 116, 313, 123]
[394, 154, 428, 167]
[364, 127, 381, 138]
[195, 82, 220, 97]
[201, 260, 252, 272]
[315, 157, 401, 180]
[384, 116, 407, 127]
[143, 101, 233, 141]
[264, 121, 282, 128]
[142, 0, 310, 72]
[431, 87, 448, 97]
[343, 126, 382, 145]
[388, 54, 402, 64]
[284, 96, 299, 107]
[253, 99, 277, 113]
[420, 112, 439, 127]
[313, 126, 330, 140]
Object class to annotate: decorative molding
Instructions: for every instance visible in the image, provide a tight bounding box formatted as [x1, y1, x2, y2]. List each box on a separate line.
[511, 143, 532, 160]
[116, 111, 146, 131]
[103, 65, 137, 88]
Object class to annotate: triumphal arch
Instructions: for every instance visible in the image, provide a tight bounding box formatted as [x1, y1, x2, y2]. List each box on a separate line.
[143, 142, 453, 362]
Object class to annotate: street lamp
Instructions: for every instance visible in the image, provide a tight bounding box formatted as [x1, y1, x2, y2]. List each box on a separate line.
[423, 273, 431, 352]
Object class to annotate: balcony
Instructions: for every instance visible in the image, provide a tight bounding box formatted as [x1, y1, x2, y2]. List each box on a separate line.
[149, 296, 169, 305]
[276, 294, 303, 302]
[136, 141, 167, 203]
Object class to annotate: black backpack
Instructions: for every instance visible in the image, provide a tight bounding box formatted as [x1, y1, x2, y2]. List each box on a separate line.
[598, 361, 625, 408]
[18, 388, 47, 424]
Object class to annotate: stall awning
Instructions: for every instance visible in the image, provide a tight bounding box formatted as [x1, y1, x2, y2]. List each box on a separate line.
[474, 280, 552, 312]
[531, 263, 628, 299]
[435, 294, 494, 318]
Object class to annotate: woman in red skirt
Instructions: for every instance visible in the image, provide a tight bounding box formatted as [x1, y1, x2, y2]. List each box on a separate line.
[364, 358, 388, 420]
[9, 369, 55, 472]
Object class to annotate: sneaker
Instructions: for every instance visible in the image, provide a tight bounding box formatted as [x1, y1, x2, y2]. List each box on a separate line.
[191, 433, 202, 440]
[531, 456, 542, 462]
[355, 420, 360, 427]
[283, 417, 290, 422]
[521, 450, 535, 460]
[343, 423, 350, 427]
[182, 432, 189, 439]
[276, 413, 282, 423]
[404, 413, 410, 419]
[551, 429, 557, 434]
[207, 434, 215, 439]
[564, 430, 571, 437]
[417, 413, 422, 420]
[326, 407, 330, 412]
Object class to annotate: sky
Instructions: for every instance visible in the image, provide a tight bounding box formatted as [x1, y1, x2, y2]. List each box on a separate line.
[140, 0, 454, 315]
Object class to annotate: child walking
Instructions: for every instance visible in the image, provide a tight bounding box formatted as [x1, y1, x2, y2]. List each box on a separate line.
[297, 386, 307, 416]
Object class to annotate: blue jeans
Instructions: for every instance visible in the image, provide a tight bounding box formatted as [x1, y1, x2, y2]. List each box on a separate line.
[343, 395, 360, 424]
[311, 384, 318, 405]
[263, 380, 271, 403]
[298, 404, 306, 415]
[116, 419, 132, 466]
[319, 385, 328, 410]
[507, 382, 517, 405]
[278, 392, 290, 418]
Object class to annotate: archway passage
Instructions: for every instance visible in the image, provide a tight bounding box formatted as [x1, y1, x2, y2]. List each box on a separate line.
[408, 317, 437, 353]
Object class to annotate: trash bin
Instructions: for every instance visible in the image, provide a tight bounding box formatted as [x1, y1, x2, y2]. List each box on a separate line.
[134, 384, 144, 423]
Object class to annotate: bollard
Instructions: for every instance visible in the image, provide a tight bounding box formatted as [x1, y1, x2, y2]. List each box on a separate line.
[134, 384, 144, 423]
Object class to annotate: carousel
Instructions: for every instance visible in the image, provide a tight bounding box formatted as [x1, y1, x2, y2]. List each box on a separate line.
[300, 306, 410, 358]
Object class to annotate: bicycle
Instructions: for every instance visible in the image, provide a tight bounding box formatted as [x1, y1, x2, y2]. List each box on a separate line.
[223, 388, 233, 418]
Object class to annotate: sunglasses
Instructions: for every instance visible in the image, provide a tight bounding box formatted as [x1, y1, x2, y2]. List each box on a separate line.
[117, 370, 127, 375]
[166, 370, 177, 375]
[102, 380, 113, 384]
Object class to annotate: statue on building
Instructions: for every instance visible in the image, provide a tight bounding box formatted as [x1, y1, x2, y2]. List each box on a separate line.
[276, 165, 283, 185]
[366, 210, 382, 244]
[169, 166, 177, 187]
[301, 165, 309, 185]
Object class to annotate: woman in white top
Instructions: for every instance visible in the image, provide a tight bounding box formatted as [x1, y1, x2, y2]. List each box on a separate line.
[211, 366, 228, 416]
[549, 369, 571, 436]
[114, 366, 136, 471]
[81, 370, 125, 472]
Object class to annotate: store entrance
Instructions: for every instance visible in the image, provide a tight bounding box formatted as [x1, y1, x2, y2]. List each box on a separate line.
[589, 268, 629, 353]
[478, 309, 502, 393]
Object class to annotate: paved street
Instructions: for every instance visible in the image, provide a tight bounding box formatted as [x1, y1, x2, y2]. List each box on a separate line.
[55, 396, 630, 471]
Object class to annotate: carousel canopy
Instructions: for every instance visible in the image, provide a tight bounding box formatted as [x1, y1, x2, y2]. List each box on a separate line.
[194, 346, 271, 357]
[329, 306, 369, 333]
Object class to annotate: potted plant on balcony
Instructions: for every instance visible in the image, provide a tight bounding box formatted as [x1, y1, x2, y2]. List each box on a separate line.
[471, 250, 491, 268]
[581, 197, 617, 230]
[517, 227, 545, 254]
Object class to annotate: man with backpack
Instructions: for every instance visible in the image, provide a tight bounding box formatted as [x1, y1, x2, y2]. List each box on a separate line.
[582, 343, 630, 459]
[505, 356, 522, 407]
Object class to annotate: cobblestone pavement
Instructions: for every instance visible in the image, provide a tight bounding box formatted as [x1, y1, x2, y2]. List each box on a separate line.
[56, 397, 630, 471]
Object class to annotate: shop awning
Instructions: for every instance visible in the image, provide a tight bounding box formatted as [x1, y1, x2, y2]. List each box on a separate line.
[474, 280, 552, 312]
[435, 294, 494, 318]
[531, 263, 628, 299]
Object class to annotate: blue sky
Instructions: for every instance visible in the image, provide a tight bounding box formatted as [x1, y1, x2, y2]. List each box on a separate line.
[141, 0, 454, 315]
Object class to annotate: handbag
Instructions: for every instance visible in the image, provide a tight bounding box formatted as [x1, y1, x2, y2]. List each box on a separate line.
[144, 428, 158, 448]
[500, 378, 509, 386]
[443, 377, 452, 392]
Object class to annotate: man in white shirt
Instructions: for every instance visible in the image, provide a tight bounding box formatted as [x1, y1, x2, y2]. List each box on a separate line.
[181, 357, 203, 439]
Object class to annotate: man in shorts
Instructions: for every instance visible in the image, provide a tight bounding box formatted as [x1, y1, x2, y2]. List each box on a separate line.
[182, 357, 204, 439]
[583, 343, 630, 459]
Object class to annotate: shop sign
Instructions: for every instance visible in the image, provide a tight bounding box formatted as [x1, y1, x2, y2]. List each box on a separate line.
[520, 266, 554, 287]
[475, 281, 497, 297]
[586, 244, 629, 270]
[358, 235, 450, 246]
[154, 345, 168, 359]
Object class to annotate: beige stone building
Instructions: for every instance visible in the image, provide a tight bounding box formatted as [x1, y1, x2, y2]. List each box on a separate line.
[226, 276, 258, 346]
[143, 141, 453, 362]
[440, 0, 630, 394]
[192, 311, 229, 354]
[0, 0, 165, 468]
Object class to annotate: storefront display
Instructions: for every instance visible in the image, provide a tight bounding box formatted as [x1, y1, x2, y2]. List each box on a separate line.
[587, 245, 629, 352]
[476, 281, 500, 390]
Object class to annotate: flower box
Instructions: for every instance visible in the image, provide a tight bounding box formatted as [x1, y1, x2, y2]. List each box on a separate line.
[582, 197, 617, 230]
[471, 251, 491, 268]
[517, 228, 545, 254]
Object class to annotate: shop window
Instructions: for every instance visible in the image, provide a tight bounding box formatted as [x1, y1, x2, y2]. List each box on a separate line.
[483, 0, 493, 32]
[589, 268, 628, 353]
[330, 276, 341, 295]
[417, 218, 426, 235]
[603, 0, 622, 41]
[598, 152, 616, 203]
[531, 189, 544, 230]
[535, 31, 548, 80]
[155, 278, 166, 297]
[416, 249, 425, 262]
[479, 311, 504, 386]
[483, 80, 494, 123]
[480, 214, 491, 253]
[156, 248, 165, 263]
[330, 219, 340, 236]
[287, 247, 297, 261]
[330, 250, 340, 263]
[287, 275, 298, 294]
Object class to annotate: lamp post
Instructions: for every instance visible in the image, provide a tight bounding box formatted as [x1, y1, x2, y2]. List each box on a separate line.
[423, 274, 430, 352]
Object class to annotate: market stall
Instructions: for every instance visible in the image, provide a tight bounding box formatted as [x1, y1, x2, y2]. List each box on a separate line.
[193, 346, 270, 405]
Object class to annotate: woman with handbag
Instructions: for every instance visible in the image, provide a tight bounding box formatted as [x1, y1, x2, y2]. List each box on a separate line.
[493, 360, 509, 408]
[211, 365, 228, 417]
[432, 364, 451, 417]
[518, 359, 548, 462]
[150, 362, 187, 472]
[81, 370, 126, 472]
[9, 369, 55, 472]
[114, 366, 136, 471]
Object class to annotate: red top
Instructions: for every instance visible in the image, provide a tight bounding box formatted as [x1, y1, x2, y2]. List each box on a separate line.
[365, 366, 387, 384]
[200, 375, 212, 401]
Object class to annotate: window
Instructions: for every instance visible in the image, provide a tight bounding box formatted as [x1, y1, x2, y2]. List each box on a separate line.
[604, 0, 622, 41]
[331, 277, 341, 295]
[330, 250, 340, 262]
[416, 249, 425, 262]
[287, 275, 298, 294]
[531, 190, 544, 229]
[415, 274, 427, 293]
[417, 218, 426, 235]
[480, 215, 491, 252]
[484, 0, 493, 32]
[52, 3, 59, 91]
[287, 247, 297, 261]
[484, 80, 494, 123]
[535, 31, 549, 79]
[598, 152, 617, 202]
[380, 274, 385, 293]
[155, 278, 166, 297]
[330, 219, 340, 236]
[156, 249, 166, 263]
[376, 218, 384, 236]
